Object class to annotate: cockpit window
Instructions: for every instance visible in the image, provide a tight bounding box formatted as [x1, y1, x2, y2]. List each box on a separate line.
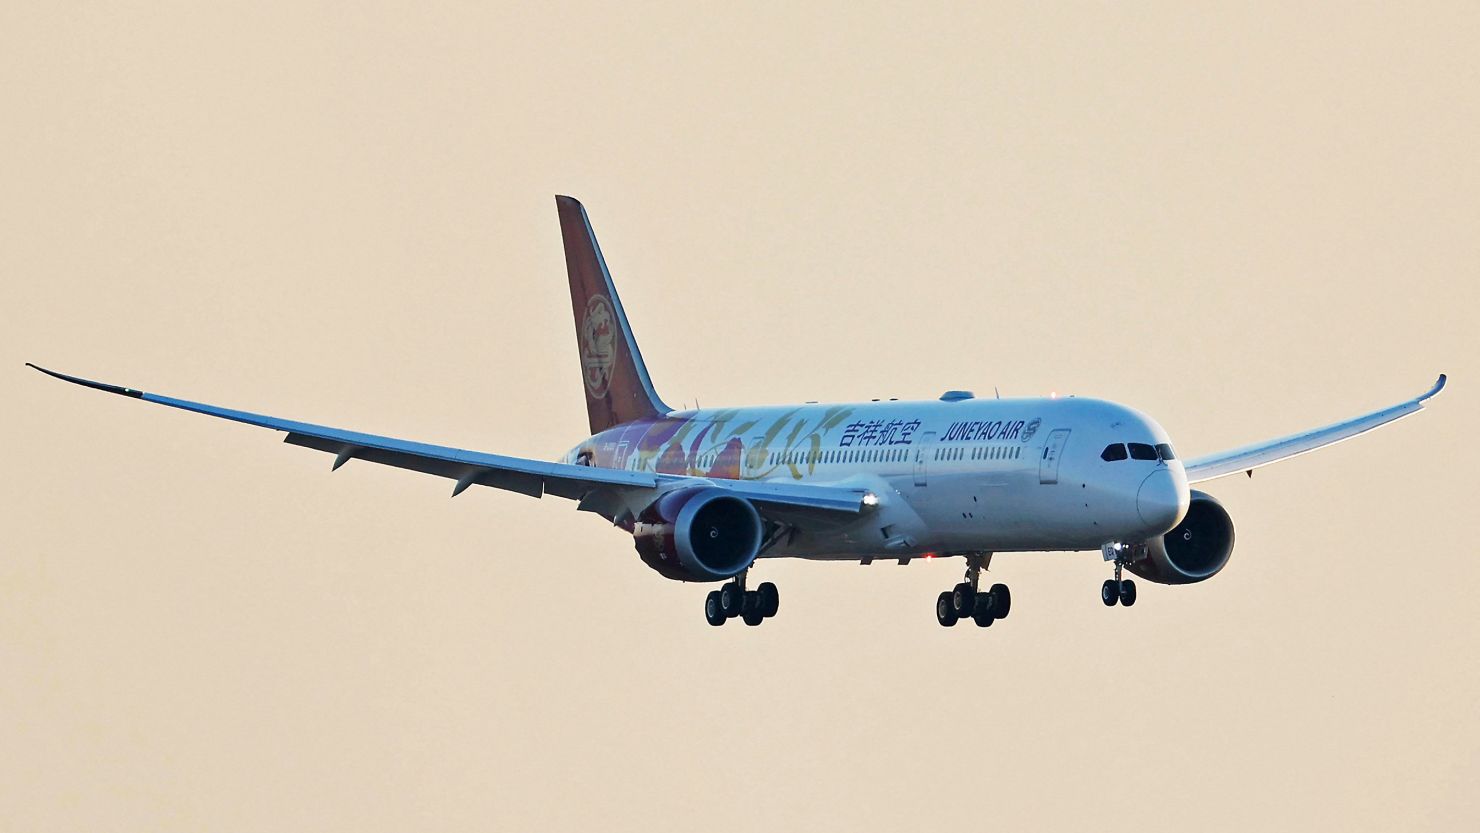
[1100, 443, 1128, 462]
[1127, 442, 1158, 461]
[1155, 443, 1176, 461]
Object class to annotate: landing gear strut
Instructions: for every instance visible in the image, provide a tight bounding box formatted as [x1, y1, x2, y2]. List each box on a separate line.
[1101, 551, 1137, 608]
[704, 569, 779, 626]
[937, 553, 1011, 628]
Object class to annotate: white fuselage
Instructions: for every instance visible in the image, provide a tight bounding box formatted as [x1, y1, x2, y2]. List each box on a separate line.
[566, 394, 1191, 560]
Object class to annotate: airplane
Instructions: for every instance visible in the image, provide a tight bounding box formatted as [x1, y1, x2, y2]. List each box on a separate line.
[28, 196, 1448, 629]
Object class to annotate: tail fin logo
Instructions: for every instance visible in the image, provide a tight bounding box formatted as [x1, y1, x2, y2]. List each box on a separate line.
[580, 294, 617, 398]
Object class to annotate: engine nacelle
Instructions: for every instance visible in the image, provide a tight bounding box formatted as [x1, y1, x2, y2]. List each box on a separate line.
[631, 487, 763, 581]
[1127, 490, 1236, 585]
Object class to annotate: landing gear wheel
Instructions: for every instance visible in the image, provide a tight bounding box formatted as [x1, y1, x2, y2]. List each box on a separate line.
[742, 591, 764, 626]
[1119, 579, 1137, 607]
[972, 593, 995, 627]
[989, 583, 1011, 619]
[936, 592, 959, 626]
[719, 582, 745, 618]
[757, 582, 780, 618]
[951, 583, 975, 617]
[704, 591, 725, 626]
[1101, 579, 1120, 607]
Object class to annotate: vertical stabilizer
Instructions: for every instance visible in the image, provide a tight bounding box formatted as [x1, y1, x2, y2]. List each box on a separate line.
[556, 196, 671, 434]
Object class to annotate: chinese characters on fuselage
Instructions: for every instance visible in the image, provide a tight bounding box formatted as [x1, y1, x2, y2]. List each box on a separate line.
[839, 419, 921, 447]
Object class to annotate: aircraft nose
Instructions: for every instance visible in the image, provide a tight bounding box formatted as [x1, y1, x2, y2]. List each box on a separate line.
[1136, 468, 1187, 532]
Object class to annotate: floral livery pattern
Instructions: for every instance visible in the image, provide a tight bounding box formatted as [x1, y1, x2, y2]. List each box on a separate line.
[579, 405, 860, 482]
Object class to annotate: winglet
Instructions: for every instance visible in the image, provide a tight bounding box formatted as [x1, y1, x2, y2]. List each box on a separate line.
[1420, 373, 1447, 403]
[26, 363, 145, 398]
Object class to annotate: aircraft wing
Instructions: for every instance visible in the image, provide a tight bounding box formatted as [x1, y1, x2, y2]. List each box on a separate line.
[1182, 374, 1447, 484]
[26, 364, 870, 515]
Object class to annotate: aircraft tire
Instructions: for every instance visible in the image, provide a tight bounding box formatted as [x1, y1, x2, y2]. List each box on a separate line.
[705, 591, 726, 626]
[757, 582, 780, 618]
[719, 582, 744, 618]
[1101, 579, 1120, 606]
[742, 602, 764, 626]
[971, 599, 995, 627]
[742, 590, 760, 614]
[1119, 579, 1137, 607]
[989, 583, 1011, 619]
[951, 583, 976, 616]
[936, 592, 959, 626]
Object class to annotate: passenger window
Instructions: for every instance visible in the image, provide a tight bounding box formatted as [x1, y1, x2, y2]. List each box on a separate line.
[1128, 443, 1157, 461]
[1155, 443, 1176, 461]
[1101, 443, 1128, 462]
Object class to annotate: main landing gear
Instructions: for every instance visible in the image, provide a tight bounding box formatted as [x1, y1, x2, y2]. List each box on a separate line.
[936, 553, 1011, 628]
[1101, 551, 1137, 608]
[704, 570, 779, 626]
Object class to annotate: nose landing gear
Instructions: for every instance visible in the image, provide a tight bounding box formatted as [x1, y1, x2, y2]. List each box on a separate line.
[1101, 549, 1138, 607]
[704, 570, 779, 626]
[936, 553, 1011, 628]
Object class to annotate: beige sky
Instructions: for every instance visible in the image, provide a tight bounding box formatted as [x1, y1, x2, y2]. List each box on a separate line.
[3, 3, 1477, 831]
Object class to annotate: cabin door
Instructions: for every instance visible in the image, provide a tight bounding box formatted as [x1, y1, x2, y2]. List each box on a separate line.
[1039, 429, 1070, 485]
[913, 431, 937, 487]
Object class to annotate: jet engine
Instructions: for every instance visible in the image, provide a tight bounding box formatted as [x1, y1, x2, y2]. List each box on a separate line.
[631, 487, 764, 581]
[1127, 490, 1236, 584]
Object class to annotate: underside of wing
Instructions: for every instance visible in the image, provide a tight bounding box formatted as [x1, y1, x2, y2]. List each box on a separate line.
[1183, 374, 1446, 483]
[27, 364, 869, 519]
[26, 363, 670, 500]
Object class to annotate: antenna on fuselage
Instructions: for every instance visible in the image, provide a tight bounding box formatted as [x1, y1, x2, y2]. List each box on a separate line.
[994, 386, 1001, 399]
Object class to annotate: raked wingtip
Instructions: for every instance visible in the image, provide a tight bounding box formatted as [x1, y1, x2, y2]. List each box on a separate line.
[1421, 373, 1447, 402]
[25, 363, 145, 398]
